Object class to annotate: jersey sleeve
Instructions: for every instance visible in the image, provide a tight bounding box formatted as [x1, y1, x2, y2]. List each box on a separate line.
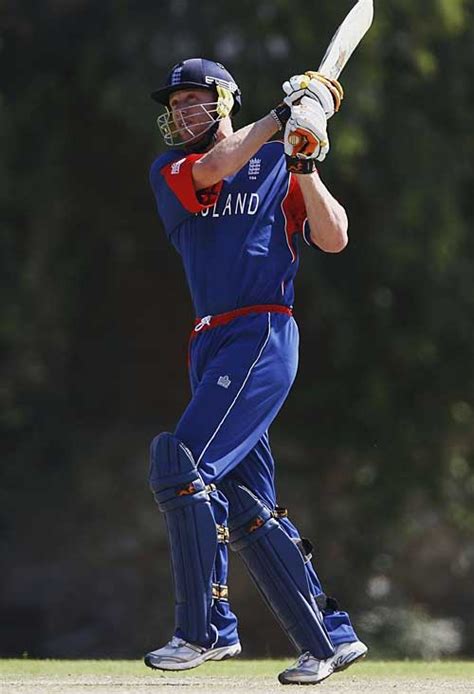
[149, 153, 223, 237]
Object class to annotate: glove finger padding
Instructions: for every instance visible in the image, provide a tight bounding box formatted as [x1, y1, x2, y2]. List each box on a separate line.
[304, 71, 344, 113]
[284, 97, 329, 165]
[282, 74, 307, 106]
[282, 72, 343, 119]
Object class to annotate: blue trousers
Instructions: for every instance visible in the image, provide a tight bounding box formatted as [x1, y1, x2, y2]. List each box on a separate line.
[174, 311, 357, 648]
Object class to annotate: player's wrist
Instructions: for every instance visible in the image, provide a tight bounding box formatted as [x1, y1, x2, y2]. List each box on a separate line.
[270, 103, 291, 130]
[285, 155, 319, 174]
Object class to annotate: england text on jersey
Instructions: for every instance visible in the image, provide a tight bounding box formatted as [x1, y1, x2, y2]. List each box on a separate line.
[199, 192, 260, 218]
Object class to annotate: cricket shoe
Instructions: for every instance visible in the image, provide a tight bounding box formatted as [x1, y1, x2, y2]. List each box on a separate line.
[278, 651, 334, 685]
[144, 636, 242, 671]
[278, 640, 368, 685]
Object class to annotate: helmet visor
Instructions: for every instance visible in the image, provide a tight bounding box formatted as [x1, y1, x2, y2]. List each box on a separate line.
[157, 102, 219, 147]
[157, 86, 235, 147]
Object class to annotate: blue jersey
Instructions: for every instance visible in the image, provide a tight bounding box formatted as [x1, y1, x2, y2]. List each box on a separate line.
[150, 141, 315, 317]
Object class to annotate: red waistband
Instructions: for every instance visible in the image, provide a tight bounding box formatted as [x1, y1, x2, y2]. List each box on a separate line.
[191, 304, 293, 337]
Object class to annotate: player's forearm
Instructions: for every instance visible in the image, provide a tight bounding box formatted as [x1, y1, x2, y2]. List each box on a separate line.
[296, 172, 348, 253]
[192, 115, 279, 189]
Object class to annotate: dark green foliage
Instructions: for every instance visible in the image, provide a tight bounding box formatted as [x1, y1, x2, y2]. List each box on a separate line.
[1, 0, 474, 658]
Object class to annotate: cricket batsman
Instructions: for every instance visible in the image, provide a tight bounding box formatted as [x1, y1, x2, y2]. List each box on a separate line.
[145, 54, 368, 685]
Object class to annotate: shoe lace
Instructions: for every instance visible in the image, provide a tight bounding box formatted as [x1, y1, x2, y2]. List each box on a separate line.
[294, 651, 312, 667]
[168, 635, 205, 653]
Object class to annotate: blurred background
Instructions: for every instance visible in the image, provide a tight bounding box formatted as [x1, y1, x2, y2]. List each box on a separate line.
[1, 0, 474, 661]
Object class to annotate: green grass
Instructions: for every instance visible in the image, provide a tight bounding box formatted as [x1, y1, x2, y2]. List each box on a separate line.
[1, 659, 474, 679]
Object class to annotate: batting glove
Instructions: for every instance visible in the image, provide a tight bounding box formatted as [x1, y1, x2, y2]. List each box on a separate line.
[284, 97, 329, 173]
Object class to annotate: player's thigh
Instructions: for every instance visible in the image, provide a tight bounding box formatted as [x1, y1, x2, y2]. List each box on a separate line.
[176, 314, 298, 483]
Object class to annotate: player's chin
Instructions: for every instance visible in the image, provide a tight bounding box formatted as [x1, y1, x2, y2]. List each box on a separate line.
[179, 128, 202, 144]
[185, 122, 211, 139]
[181, 125, 214, 148]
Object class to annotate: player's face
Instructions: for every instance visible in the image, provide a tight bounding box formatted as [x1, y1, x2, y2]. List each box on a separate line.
[169, 88, 215, 142]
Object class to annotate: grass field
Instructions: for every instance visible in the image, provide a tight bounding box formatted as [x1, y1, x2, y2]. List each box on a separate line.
[1, 659, 473, 693]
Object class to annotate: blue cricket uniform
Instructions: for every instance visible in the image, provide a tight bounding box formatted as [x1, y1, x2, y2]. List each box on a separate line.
[150, 141, 358, 649]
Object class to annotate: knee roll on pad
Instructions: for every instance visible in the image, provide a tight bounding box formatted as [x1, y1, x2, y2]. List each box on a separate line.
[223, 481, 334, 658]
[149, 432, 218, 647]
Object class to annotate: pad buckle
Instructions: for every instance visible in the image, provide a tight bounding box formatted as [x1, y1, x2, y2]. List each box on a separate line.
[272, 506, 289, 519]
[216, 524, 230, 543]
[212, 583, 229, 601]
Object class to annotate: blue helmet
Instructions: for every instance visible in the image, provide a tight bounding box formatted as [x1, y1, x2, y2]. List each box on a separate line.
[151, 57, 242, 114]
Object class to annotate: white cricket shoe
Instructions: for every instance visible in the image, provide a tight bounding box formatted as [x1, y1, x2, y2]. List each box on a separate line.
[278, 640, 368, 685]
[278, 651, 335, 685]
[144, 635, 242, 671]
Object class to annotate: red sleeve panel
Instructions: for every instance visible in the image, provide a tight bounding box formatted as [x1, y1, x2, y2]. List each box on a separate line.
[281, 174, 308, 262]
[161, 154, 223, 214]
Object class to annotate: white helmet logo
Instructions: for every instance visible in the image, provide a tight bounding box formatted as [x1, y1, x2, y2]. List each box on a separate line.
[204, 75, 238, 93]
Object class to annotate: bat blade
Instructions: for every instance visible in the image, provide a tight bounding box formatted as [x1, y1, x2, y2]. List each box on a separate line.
[318, 0, 374, 80]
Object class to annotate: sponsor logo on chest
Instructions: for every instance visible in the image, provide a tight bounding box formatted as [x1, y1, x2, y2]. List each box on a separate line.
[200, 192, 260, 218]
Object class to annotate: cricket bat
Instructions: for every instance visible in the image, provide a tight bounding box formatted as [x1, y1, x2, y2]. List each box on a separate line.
[318, 0, 374, 81]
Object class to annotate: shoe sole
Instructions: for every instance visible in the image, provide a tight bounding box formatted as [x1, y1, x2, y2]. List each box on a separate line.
[144, 654, 204, 672]
[144, 643, 241, 672]
[206, 644, 242, 661]
[278, 667, 334, 686]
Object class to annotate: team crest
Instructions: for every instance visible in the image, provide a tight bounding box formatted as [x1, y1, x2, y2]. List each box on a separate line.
[248, 158, 261, 180]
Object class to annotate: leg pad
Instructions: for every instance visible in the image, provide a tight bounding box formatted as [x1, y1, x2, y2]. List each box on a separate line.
[223, 481, 334, 658]
[149, 432, 218, 646]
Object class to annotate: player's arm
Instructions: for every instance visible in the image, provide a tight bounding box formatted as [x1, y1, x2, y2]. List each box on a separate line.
[296, 173, 348, 253]
[192, 114, 279, 190]
[283, 74, 347, 252]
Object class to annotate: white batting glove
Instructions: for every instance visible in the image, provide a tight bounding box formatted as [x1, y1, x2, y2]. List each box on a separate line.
[284, 97, 330, 167]
[282, 72, 344, 119]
